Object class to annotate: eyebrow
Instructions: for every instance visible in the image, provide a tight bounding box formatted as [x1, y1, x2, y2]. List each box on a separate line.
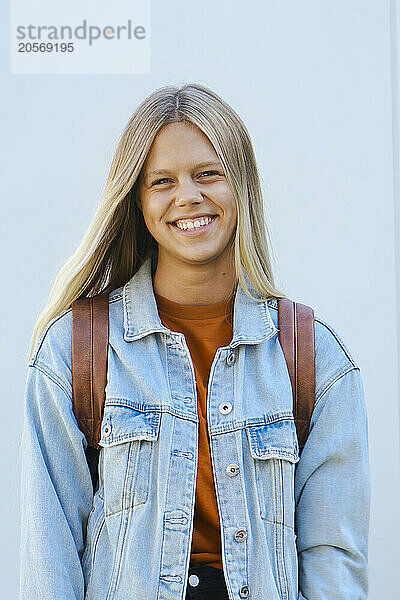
[144, 161, 222, 181]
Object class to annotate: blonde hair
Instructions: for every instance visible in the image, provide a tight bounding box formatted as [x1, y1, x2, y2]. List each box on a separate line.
[27, 82, 287, 363]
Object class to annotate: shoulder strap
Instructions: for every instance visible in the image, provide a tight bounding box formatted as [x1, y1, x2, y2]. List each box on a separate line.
[277, 298, 315, 456]
[71, 293, 109, 450]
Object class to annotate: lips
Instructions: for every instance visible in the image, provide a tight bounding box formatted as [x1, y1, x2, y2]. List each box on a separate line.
[169, 214, 218, 234]
[169, 214, 217, 225]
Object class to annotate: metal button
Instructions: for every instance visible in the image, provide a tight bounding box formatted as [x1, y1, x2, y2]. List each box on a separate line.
[234, 529, 247, 542]
[240, 585, 250, 598]
[219, 402, 232, 415]
[226, 463, 240, 477]
[188, 574, 199, 587]
[226, 351, 236, 366]
[102, 422, 112, 437]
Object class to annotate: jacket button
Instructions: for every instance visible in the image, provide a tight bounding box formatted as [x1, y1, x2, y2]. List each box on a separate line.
[226, 351, 236, 366]
[188, 574, 199, 587]
[226, 463, 240, 477]
[102, 422, 112, 437]
[234, 529, 247, 542]
[240, 585, 250, 598]
[219, 402, 232, 415]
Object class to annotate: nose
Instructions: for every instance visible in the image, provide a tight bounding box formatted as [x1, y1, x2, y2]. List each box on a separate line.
[174, 177, 203, 207]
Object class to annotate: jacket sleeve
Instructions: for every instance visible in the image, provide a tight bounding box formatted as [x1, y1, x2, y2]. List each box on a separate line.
[19, 361, 94, 599]
[294, 367, 371, 600]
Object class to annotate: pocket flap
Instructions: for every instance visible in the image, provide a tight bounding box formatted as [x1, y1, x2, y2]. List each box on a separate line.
[99, 403, 161, 447]
[246, 418, 299, 463]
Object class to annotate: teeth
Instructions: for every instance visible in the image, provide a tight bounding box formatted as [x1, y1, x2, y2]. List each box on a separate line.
[174, 216, 214, 230]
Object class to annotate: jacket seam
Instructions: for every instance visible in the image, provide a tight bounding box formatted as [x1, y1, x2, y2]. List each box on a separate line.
[314, 317, 358, 368]
[29, 308, 72, 366]
[267, 303, 358, 370]
[314, 366, 359, 408]
[28, 362, 73, 401]
[109, 292, 123, 302]
[29, 292, 122, 367]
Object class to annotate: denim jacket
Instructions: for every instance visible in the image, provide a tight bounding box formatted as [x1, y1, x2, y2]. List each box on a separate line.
[19, 255, 370, 600]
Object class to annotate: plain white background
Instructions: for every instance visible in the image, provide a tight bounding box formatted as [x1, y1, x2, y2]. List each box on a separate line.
[1, 1, 399, 597]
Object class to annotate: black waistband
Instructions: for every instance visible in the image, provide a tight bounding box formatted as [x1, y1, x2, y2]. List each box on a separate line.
[188, 564, 224, 576]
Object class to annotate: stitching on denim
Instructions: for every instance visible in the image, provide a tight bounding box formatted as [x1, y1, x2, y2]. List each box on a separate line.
[273, 458, 286, 599]
[29, 308, 72, 365]
[314, 317, 358, 367]
[245, 412, 295, 426]
[262, 518, 295, 532]
[85, 513, 106, 596]
[266, 302, 358, 369]
[316, 361, 358, 397]
[262, 300, 278, 334]
[107, 494, 132, 597]
[121, 441, 135, 513]
[278, 462, 289, 600]
[109, 291, 123, 302]
[212, 416, 294, 437]
[106, 400, 197, 425]
[235, 426, 249, 590]
[212, 426, 245, 598]
[267, 297, 279, 308]
[29, 293, 120, 367]
[101, 430, 158, 445]
[314, 367, 359, 408]
[29, 362, 72, 401]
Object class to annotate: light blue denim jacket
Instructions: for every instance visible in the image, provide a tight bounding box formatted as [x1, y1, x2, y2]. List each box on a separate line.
[19, 255, 370, 600]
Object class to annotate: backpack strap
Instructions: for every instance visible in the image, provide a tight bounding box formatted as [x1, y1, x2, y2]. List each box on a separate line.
[277, 298, 315, 456]
[71, 293, 109, 451]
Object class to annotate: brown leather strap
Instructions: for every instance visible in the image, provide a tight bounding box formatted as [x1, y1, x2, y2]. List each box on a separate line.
[71, 293, 109, 449]
[278, 299, 315, 455]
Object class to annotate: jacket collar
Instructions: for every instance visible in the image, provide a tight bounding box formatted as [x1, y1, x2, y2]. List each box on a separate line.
[122, 255, 277, 347]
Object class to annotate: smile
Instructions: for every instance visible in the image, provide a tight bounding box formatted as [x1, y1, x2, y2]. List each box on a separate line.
[169, 215, 218, 236]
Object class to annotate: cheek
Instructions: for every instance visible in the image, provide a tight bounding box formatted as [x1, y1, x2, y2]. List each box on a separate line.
[227, 202, 238, 226]
[223, 192, 237, 217]
[141, 199, 165, 227]
[140, 213, 160, 241]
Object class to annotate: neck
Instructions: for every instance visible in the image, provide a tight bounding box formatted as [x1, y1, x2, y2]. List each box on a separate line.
[152, 250, 238, 305]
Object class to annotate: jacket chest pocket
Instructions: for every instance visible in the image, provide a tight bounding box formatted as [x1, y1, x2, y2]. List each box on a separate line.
[246, 418, 299, 531]
[99, 403, 161, 518]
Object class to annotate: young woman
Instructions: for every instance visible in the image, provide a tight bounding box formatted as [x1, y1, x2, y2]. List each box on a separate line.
[20, 83, 370, 600]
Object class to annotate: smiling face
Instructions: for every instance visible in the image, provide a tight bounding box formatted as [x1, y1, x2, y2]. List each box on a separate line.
[137, 121, 238, 273]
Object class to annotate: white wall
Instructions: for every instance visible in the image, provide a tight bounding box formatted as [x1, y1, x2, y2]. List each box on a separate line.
[1, 1, 398, 597]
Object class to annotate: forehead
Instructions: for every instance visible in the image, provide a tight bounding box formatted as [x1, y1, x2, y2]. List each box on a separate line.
[142, 122, 218, 172]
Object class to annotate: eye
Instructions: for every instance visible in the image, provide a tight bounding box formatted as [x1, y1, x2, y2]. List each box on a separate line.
[152, 177, 170, 186]
[199, 170, 219, 177]
[151, 171, 221, 186]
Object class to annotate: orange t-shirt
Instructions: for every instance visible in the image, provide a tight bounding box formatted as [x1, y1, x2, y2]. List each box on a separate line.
[154, 290, 235, 570]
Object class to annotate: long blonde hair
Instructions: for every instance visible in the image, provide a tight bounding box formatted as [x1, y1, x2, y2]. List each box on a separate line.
[27, 82, 287, 363]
